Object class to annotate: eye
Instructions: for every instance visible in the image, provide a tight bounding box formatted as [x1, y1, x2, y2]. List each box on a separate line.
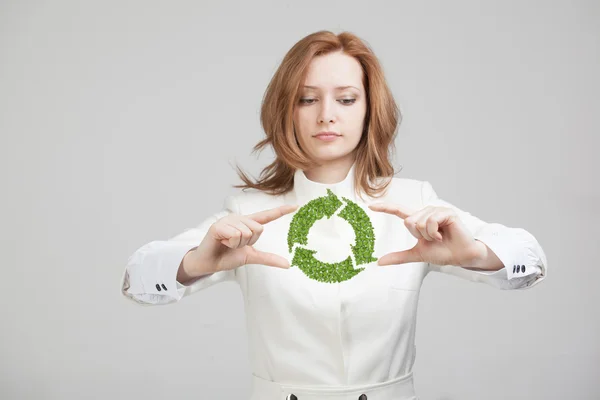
[299, 98, 356, 105]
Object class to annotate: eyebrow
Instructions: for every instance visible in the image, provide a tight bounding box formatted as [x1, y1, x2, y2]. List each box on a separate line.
[303, 85, 360, 91]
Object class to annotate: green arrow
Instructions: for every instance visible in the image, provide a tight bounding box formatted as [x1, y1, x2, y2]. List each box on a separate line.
[286, 188, 379, 283]
[291, 247, 362, 283]
[338, 198, 378, 265]
[287, 188, 343, 252]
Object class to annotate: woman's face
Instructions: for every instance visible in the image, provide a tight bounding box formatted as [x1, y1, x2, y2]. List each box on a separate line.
[293, 51, 367, 165]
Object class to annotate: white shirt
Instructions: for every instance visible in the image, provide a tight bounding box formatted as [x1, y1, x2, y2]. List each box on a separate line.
[120, 162, 547, 400]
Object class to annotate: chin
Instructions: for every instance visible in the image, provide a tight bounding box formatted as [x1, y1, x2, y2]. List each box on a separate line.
[310, 148, 354, 163]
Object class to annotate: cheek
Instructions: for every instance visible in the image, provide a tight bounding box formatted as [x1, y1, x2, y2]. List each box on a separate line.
[345, 108, 366, 133]
[355, 102, 368, 122]
[294, 110, 313, 134]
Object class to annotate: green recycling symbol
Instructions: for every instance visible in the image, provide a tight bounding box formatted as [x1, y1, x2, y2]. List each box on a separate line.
[287, 188, 378, 283]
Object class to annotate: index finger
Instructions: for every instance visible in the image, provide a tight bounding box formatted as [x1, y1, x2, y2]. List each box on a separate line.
[246, 204, 299, 225]
[368, 202, 415, 219]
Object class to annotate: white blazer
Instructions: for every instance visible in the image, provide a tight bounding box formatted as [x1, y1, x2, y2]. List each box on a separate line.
[121, 161, 547, 400]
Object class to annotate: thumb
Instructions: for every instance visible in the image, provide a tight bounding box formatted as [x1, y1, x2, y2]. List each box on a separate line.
[378, 246, 422, 266]
[245, 247, 290, 269]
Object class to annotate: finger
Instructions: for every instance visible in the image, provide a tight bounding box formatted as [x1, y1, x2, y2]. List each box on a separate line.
[405, 218, 423, 240]
[426, 209, 455, 242]
[245, 247, 290, 269]
[238, 215, 264, 246]
[222, 230, 241, 248]
[227, 221, 253, 248]
[415, 208, 438, 241]
[247, 204, 299, 225]
[368, 202, 416, 220]
[378, 246, 422, 266]
[404, 206, 435, 240]
[217, 225, 241, 248]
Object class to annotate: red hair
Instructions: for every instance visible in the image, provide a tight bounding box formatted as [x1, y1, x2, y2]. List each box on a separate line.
[233, 30, 401, 201]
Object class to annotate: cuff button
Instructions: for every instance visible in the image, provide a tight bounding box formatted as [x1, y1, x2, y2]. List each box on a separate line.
[522, 265, 526, 273]
[155, 283, 162, 291]
[161, 284, 168, 291]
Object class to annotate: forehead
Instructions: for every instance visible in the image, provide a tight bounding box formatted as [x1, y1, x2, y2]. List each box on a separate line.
[302, 51, 363, 90]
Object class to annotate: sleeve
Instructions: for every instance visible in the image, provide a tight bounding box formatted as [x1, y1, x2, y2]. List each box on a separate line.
[421, 180, 547, 290]
[120, 194, 240, 306]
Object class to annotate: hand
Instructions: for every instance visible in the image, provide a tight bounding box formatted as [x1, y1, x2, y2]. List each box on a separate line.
[368, 203, 487, 268]
[191, 204, 299, 275]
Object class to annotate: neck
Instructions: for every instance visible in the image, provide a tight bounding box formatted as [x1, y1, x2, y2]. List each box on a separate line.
[303, 155, 356, 184]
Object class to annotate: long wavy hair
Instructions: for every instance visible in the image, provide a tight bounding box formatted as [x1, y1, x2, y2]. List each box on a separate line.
[233, 30, 401, 201]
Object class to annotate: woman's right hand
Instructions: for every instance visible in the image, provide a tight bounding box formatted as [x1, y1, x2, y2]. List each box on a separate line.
[186, 204, 299, 277]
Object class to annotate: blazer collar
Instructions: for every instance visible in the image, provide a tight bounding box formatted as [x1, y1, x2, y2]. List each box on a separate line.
[292, 161, 357, 205]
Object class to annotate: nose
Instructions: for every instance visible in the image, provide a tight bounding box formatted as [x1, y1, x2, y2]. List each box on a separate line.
[318, 97, 337, 124]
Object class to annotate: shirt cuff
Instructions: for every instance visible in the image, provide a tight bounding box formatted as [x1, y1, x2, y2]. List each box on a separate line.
[473, 223, 547, 281]
[128, 241, 199, 302]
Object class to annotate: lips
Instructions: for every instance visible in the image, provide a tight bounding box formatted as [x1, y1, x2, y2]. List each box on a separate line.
[315, 132, 340, 138]
[314, 132, 341, 142]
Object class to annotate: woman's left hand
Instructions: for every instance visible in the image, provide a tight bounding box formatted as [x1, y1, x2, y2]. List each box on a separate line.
[368, 203, 487, 268]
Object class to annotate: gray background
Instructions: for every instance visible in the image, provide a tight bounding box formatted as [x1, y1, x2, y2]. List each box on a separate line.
[1, 0, 598, 399]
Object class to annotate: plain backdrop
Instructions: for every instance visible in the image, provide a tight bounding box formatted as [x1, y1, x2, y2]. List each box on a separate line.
[1, 1, 598, 399]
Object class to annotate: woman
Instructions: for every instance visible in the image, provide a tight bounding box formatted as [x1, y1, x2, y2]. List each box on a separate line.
[121, 30, 547, 400]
